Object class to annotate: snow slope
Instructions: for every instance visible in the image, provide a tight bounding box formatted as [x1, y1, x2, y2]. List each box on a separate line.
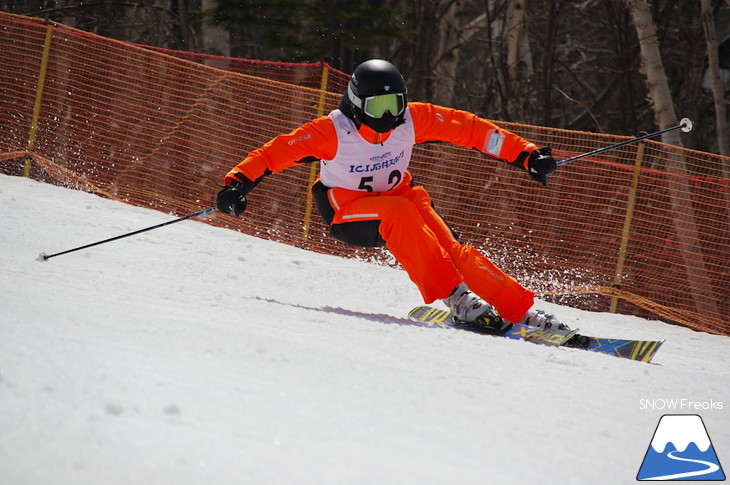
[1, 173, 728, 484]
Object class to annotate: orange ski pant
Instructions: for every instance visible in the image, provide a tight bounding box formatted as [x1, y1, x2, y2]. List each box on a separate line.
[329, 184, 534, 322]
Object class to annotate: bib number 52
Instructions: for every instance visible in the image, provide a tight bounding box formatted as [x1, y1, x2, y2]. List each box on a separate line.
[358, 170, 402, 192]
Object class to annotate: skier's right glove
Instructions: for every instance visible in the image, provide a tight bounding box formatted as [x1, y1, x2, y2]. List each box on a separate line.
[216, 182, 249, 216]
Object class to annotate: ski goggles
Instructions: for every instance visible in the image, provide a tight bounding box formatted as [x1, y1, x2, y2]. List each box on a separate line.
[348, 85, 406, 118]
[362, 93, 406, 118]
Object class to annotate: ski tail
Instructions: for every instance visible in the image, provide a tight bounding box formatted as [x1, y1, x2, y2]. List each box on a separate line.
[408, 305, 512, 335]
[408, 305, 451, 326]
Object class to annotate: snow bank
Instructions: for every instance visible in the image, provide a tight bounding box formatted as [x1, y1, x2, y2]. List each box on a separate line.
[1, 174, 728, 484]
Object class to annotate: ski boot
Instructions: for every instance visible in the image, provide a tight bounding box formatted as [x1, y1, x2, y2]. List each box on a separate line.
[519, 309, 571, 332]
[442, 283, 513, 335]
[520, 309, 589, 347]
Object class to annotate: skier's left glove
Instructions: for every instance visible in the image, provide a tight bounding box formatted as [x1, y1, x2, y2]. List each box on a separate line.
[216, 182, 249, 216]
[526, 147, 557, 186]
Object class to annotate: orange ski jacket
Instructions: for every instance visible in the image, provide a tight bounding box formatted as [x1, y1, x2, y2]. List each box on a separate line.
[224, 102, 537, 188]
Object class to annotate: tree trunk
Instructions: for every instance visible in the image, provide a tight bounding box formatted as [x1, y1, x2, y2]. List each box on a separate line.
[506, 0, 528, 83]
[626, 0, 680, 143]
[627, 0, 720, 319]
[433, 2, 487, 106]
[700, 0, 729, 157]
[433, 1, 461, 106]
[540, 0, 561, 126]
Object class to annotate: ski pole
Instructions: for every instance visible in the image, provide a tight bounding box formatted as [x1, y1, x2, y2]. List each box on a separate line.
[37, 207, 217, 262]
[556, 118, 693, 166]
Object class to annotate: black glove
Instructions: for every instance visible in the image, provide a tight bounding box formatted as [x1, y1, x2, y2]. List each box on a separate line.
[216, 182, 248, 216]
[527, 147, 557, 186]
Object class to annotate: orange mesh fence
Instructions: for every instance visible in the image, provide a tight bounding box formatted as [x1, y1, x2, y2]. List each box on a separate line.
[136, 45, 351, 93]
[2, 12, 729, 336]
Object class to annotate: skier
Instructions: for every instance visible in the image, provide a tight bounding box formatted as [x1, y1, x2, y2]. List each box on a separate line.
[217, 59, 560, 334]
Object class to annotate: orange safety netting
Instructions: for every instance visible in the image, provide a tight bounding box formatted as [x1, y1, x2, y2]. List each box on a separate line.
[137, 44, 351, 93]
[2, 12, 729, 336]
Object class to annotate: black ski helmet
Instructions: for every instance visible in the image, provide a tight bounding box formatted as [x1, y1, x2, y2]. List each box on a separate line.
[339, 59, 408, 133]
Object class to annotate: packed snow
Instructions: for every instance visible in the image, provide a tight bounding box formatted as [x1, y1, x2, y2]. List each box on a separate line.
[1, 173, 728, 484]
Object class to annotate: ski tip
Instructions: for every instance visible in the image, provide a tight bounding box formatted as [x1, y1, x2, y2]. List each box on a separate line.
[37, 252, 49, 262]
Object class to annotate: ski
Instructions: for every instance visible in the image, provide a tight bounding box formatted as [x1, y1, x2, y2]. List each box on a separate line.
[408, 306, 663, 363]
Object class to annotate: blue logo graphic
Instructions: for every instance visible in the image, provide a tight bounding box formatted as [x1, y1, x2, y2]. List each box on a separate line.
[637, 414, 725, 481]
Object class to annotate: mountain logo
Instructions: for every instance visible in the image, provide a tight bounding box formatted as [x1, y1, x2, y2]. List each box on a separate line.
[637, 414, 726, 481]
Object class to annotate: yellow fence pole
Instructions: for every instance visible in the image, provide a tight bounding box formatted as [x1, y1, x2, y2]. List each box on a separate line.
[610, 142, 645, 313]
[23, 20, 54, 177]
[301, 61, 330, 239]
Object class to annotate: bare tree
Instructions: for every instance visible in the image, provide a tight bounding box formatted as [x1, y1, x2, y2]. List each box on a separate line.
[505, 0, 529, 84]
[480, 0, 532, 122]
[626, 0, 681, 144]
[7, 0, 200, 50]
[433, 2, 488, 105]
[8, 0, 728, 156]
[627, 0, 720, 318]
[701, 0, 729, 156]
